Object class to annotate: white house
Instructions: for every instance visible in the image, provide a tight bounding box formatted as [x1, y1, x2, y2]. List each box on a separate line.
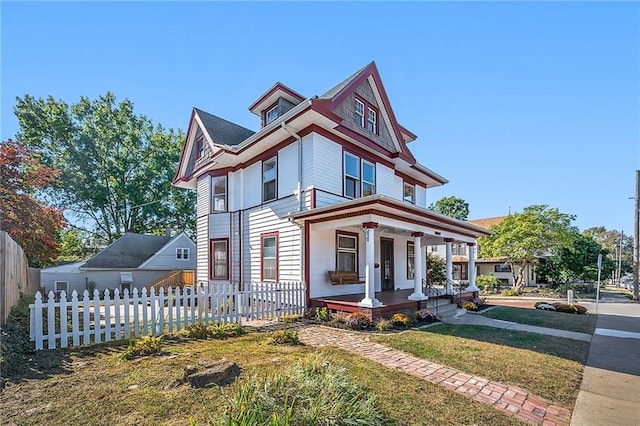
[173, 62, 491, 318]
[40, 232, 196, 296]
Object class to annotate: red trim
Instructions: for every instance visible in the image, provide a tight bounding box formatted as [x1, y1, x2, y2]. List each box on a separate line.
[335, 125, 395, 168]
[336, 230, 359, 273]
[399, 124, 417, 142]
[238, 211, 243, 289]
[261, 101, 279, 128]
[260, 231, 279, 282]
[248, 82, 305, 113]
[443, 238, 455, 243]
[354, 94, 379, 136]
[411, 232, 424, 237]
[310, 188, 316, 209]
[209, 238, 229, 280]
[467, 242, 476, 247]
[173, 109, 197, 184]
[410, 165, 447, 185]
[362, 221, 379, 229]
[304, 221, 310, 304]
[395, 170, 426, 188]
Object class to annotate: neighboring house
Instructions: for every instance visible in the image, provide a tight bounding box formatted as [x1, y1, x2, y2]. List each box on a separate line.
[173, 61, 491, 317]
[431, 216, 542, 287]
[40, 232, 196, 296]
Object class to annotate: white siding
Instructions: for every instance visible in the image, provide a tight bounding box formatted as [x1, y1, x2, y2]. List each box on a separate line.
[278, 143, 298, 198]
[315, 191, 347, 208]
[139, 233, 196, 270]
[416, 185, 427, 208]
[312, 134, 343, 195]
[301, 136, 313, 201]
[196, 214, 209, 285]
[243, 162, 261, 208]
[243, 197, 301, 283]
[376, 163, 396, 198]
[196, 176, 210, 217]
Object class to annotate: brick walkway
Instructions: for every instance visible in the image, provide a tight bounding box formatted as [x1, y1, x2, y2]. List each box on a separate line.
[298, 325, 572, 426]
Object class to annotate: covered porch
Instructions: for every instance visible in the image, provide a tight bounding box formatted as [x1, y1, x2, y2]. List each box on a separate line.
[289, 195, 491, 319]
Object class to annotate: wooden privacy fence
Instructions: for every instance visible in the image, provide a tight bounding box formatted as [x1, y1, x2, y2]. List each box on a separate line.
[29, 281, 306, 350]
[1, 231, 41, 324]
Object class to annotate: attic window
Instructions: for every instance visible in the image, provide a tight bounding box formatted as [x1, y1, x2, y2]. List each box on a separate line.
[354, 99, 365, 127]
[176, 248, 190, 260]
[354, 95, 378, 135]
[266, 106, 279, 125]
[196, 137, 205, 159]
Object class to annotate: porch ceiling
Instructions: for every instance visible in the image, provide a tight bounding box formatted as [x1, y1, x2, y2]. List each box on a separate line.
[289, 194, 491, 242]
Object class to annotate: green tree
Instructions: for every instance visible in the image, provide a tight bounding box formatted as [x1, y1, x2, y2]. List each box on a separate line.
[478, 205, 575, 292]
[57, 228, 87, 262]
[428, 196, 469, 220]
[426, 252, 446, 285]
[14, 93, 195, 242]
[583, 226, 632, 274]
[538, 230, 615, 284]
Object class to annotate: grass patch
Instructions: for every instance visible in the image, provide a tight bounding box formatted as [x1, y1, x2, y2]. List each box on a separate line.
[1, 327, 525, 425]
[484, 306, 596, 334]
[373, 325, 588, 408]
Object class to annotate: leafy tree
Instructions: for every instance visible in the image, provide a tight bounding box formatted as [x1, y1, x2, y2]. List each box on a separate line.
[0, 139, 65, 266]
[583, 226, 632, 274]
[478, 205, 575, 292]
[538, 230, 615, 284]
[428, 196, 469, 220]
[57, 228, 87, 262]
[426, 252, 446, 285]
[14, 92, 195, 243]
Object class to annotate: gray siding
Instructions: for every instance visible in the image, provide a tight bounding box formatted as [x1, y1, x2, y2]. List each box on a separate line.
[139, 233, 196, 270]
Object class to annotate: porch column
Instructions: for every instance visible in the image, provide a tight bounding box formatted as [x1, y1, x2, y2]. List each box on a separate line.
[409, 232, 426, 301]
[444, 238, 454, 294]
[359, 222, 380, 308]
[466, 242, 479, 292]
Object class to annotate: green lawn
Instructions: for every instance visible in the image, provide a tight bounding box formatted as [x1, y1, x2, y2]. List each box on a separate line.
[483, 306, 597, 334]
[373, 324, 589, 408]
[0, 329, 524, 426]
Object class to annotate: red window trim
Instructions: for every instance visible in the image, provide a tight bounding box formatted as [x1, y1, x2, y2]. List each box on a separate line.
[354, 94, 379, 136]
[403, 181, 415, 204]
[261, 101, 279, 127]
[209, 238, 229, 280]
[335, 230, 359, 273]
[260, 231, 279, 282]
[407, 241, 415, 279]
[210, 175, 227, 213]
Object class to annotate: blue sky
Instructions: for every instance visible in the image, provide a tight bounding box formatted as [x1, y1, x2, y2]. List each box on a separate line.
[2, 2, 639, 235]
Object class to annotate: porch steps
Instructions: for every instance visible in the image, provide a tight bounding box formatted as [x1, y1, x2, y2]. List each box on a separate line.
[428, 298, 464, 320]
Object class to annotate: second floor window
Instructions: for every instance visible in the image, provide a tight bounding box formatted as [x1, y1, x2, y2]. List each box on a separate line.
[211, 176, 227, 212]
[263, 157, 277, 202]
[403, 182, 415, 204]
[452, 243, 467, 256]
[344, 152, 375, 199]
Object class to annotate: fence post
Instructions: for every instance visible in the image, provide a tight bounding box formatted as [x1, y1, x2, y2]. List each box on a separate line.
[149, 287, 156, 336]
[82, 290, 90, 345]
[34, 292, 43, 350]
[46, 291, 56, 349]
[155, 288, 164, 336]
[276, 283, 281, 321]
[123, 288, 130, 339]
[92, 289, 101, 344]
[59, 291, 68, 348]
[142, 288, 149, 336]
[71, 291, 79, 347]
[104, 289, 111, 342]
[113, 289, 121, 341]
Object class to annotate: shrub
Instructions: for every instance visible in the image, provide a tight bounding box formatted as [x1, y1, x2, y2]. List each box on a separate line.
[476, 275, 501, 292]
[415, 309, 437, 323]
[344, 312, 372, 330]
[279, 314, 302, 323]
[0, 295, 34, 376]
[553, 303, 580, 314]
[268, 329, 302, 346]
[186, 322, 246, 340]
[217, 353, 387, 425]
[502, 289, 518, 297]
[460, 301, 477, 311]
[390, 313, 412, 327]
[315, 307, 333, 322]
[375, 318, 392, 331]
[573, 304, 588, 314]
[121, 335, 163, 360]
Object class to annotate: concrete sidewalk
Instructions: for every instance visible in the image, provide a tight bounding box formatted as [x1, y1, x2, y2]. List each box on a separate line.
[570, 302, 640, 426]
[442, 310, 592, 342]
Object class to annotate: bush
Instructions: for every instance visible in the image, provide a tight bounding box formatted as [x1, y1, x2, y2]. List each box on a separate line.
[534, 301, 588, 314]
[390, 313, 413, 328]
[315, 307, 333, 322]
[460, 301, 477, 311]
[502, 289, 518, 297]
[0, 295, 34, 376]
[344, 312, 372, 330]
[217, 353, 387, 425]
[267, 329, 302, 346]
[375, 318, 392, 331]
[186, 322, 246, 340]
[415, 309, 437, 323]
[121, 335, 163, 360]
[279, 314, 302, 323]
[476, 275, 501, 292]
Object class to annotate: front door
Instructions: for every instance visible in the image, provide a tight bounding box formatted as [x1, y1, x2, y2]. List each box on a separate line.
[381, 238, 394, 291]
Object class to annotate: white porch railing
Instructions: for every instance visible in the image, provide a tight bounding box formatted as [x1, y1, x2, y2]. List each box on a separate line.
[29, 281, 305, 350]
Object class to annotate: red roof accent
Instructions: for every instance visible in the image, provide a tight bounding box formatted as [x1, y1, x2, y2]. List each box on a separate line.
[248, 82, 305, 114]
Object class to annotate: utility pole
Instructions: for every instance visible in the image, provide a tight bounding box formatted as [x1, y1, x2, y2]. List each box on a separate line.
[618, 230, 624, 286]
[634, 170, 639, 300]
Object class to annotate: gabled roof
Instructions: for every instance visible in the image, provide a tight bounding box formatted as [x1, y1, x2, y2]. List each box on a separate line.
[194, 108, 255, 146]
[81, 233, 172, 269]
[468, 216, 508, 230]
[248, 82, 305, 115]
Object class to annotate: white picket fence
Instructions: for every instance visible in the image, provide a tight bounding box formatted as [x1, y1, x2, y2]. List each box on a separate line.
[29, 281, 305, 350]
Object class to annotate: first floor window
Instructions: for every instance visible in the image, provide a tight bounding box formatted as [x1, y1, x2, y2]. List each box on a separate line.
[176, 248, 190, 260]
[407, 242, 415, 279]
[403, 182, 415, 204]
[495, 264, 511, 273]
[453, 263, 468, 280]
[263, 156, 277, 202]
[211, 176, 227, 212]
[210, 239, 228, 279]
[261, 233, 278, 281]
[336, 232, 358, 272]
[54, 281, 68, 294]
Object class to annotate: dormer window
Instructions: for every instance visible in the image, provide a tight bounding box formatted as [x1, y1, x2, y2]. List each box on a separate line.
[266, 106, 279, 125]
[354, 96, 378, 135]
[197, 137, 205, 159]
